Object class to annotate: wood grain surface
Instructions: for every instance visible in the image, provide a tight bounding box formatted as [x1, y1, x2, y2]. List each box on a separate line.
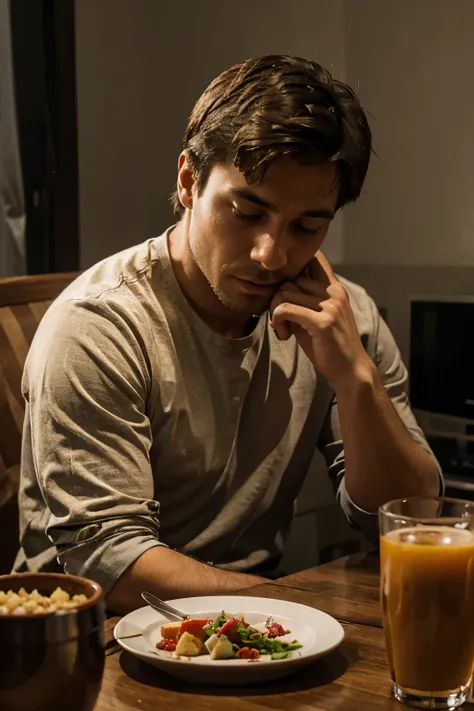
[101, 617, 396, 711]
[268, 551, 383, 628]
[0, 272, 78, 307]
[94, 553, 417, 710]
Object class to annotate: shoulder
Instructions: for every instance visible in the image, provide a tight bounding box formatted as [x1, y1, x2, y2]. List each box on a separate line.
[336, 274, 405, 381]
[336, 274, 402, 366]
[34, 233, 173, 345]
[335, 274, 379, 336]
[25, 237, 172, 382]
[56, 236, 165, 304]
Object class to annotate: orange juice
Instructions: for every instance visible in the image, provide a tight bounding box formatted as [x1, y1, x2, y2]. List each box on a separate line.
[381, 526, 474, 692]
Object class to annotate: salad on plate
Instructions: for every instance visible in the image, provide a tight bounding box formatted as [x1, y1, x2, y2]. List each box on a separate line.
[156, 610, 303, 661]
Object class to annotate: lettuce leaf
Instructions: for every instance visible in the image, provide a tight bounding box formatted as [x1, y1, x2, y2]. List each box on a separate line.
[203, 610, 229, 638]
[203, 614, 303, 660]
[237, 622, 302, 658]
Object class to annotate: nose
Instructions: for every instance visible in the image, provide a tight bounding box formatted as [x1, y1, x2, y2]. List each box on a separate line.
[250, 231, 288, 271]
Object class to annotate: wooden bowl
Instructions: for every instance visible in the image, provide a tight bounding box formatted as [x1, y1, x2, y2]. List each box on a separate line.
[0, 572, 106, 711]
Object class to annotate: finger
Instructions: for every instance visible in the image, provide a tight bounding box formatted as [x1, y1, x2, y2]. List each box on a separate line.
[270, 282, 310, 340]
[293, 274, 329, 298]
[280, 281, 304, 294]
[308, 251, 338, 286]
[270, 287, 325, 339]
[270, 292, 293, 341]
[272, 302, 324, 337]
[278, 289, 324, 311]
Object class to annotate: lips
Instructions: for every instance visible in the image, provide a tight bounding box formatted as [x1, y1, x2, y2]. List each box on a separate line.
[243, 280, 274, 287]
[233, 276, 280, 295]
[236, 277, 280, 287]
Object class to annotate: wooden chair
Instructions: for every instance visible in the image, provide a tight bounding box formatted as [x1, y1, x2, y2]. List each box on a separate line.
[0, 272, 78, 573]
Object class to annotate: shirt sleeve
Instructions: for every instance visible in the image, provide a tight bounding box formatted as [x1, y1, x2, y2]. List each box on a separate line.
[23, 296, 165, 594]
[317, 293, 444, 543]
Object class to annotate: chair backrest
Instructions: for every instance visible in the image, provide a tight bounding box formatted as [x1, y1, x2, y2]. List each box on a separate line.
[0, 272, 78, 573]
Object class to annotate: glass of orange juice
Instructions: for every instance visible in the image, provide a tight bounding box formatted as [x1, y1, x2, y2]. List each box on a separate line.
[379, 497, 474, 709]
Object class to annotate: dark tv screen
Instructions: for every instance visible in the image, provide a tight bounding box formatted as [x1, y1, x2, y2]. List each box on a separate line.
[410, 300, 474, 420]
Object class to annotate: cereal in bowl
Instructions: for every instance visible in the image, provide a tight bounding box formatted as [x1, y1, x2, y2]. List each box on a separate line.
[0, 586, 88, 615]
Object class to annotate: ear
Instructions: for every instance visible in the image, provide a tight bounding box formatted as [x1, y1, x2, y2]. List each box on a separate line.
[176, 152, 195, 210]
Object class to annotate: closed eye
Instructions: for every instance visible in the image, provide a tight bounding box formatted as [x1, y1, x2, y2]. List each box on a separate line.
[232, 206, 264, 223]
[293, 224, 321, 236]
[233, 205, 323, 237]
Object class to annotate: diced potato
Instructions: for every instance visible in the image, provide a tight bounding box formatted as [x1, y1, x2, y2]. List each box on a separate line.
[175, 631, 205, 657]
[50, 587, 70, 603]
[23, 600, 38, 613]
[5, 594, 21, 609]
[0, 586, 88, 615]
[160, 622, 182, 641]
[72, 594, 87, 604]
[61, 601, 77, 610]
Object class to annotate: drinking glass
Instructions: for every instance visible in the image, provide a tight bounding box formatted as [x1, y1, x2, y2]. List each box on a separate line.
[379, 497, 474, 709]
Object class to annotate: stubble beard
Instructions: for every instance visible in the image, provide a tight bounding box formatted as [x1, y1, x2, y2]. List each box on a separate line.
[189, 239, 256, 316]
[188, 231, 273, 319]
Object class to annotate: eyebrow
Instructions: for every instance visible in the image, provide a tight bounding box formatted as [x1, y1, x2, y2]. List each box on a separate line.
[229, 187, 335, 220]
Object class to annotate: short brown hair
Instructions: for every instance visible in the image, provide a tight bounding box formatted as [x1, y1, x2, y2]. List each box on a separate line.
[171, 55, 372, 216]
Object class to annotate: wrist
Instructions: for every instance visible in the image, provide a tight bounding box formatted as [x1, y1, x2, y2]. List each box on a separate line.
[330, 356, 379, 397]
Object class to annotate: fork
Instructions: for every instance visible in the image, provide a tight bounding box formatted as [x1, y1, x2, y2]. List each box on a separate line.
[141, 591, 189, 622]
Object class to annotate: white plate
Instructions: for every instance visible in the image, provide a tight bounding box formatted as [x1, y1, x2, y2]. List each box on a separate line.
[114, 595, 344, 685]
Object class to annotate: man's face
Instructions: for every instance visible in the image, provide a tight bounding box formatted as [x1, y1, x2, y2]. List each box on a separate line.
[187, 156, 339, 317]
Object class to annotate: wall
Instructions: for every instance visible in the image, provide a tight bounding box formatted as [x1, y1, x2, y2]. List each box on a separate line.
[339, 0, 474, 434]
[75, 0, 346, 268]
[343, 0, 474, 267]
[77, 0, 474, 270]
[75, 0, 356, 572]
[75, 1, 160, 267]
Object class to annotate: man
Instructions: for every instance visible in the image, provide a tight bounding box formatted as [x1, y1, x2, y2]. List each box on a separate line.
[15, 55, 441, 613]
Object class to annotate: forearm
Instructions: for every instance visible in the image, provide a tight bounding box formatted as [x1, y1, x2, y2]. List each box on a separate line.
[334, 358, 440, 512]
[107, 546, 267, 615]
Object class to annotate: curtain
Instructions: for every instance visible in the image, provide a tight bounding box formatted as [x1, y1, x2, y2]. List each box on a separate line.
[0, 0, 25, 277]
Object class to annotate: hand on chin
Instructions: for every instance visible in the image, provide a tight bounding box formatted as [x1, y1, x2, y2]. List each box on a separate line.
[269, 252, 371, 386]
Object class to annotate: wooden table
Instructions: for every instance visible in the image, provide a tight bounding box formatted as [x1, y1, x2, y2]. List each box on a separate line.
[94, 552, 471, 710]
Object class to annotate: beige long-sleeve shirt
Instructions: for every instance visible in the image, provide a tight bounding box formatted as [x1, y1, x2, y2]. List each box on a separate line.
[14, 231, 441, 592]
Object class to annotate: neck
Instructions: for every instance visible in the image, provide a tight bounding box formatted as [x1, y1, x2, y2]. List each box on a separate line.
[168, 221, 255, 339]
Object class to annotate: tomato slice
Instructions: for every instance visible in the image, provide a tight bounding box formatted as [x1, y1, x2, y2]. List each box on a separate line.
[178, 619, 210, 641]
[218, 617, 243, 644]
